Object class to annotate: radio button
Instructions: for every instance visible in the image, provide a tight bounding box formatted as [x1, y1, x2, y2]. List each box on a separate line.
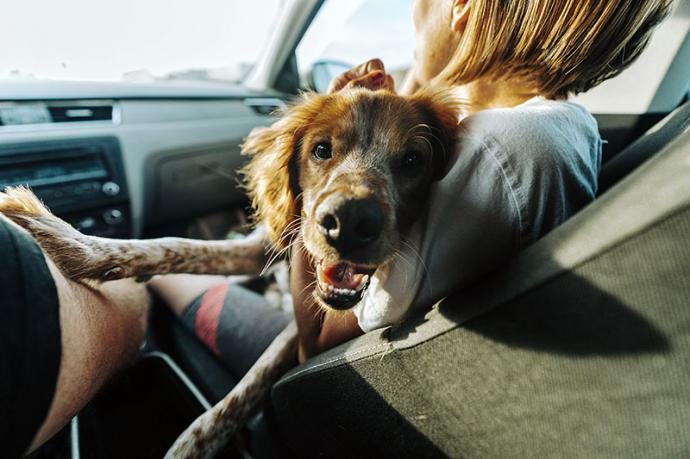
[102, 182, 121, 196]
[103, 209, 124, 225]
[77, 217, 97, 230]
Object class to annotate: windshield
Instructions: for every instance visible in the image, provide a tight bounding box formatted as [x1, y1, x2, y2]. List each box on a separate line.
[1, 0, 283, 84]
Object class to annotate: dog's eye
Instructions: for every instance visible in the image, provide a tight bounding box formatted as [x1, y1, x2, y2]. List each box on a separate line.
[402, 151, 421, 170]
[312, 143, 333, 161]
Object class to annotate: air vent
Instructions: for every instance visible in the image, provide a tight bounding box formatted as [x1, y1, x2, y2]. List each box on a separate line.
[48, 102, 113, 123]
[0, 100, 118, 129]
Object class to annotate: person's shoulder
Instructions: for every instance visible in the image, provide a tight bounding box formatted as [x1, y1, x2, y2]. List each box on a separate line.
[453, 98, 603, 240]
[456, 98, 602, 187]
[465, 98, 595, 127]
[460, 99, 600, 160]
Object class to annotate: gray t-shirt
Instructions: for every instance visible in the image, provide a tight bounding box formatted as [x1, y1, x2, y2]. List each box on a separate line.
[353, 98, 602, 331]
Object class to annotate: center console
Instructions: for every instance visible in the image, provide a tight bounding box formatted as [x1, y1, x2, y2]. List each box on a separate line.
[0, 136, 131, 237]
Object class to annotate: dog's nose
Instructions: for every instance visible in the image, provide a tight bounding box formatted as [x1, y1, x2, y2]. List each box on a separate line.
[318, 198, 384, 253]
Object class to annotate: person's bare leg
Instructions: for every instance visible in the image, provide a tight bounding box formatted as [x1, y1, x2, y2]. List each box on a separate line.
[148, 275, 229, 317]
[27, 255, 150, 454]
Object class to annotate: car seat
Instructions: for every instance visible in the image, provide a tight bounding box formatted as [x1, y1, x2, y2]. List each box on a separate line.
[268, 102, 690, 458]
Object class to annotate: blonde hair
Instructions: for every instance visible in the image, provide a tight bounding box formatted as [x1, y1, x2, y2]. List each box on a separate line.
[440, 0, 675, 98]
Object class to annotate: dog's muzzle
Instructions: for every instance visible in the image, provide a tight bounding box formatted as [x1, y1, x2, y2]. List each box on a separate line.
[317, 197, 384, 257]
[313, 196, 384, 309]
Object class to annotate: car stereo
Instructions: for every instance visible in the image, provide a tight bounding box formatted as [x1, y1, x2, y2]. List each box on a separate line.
[0, 137, 130, 237]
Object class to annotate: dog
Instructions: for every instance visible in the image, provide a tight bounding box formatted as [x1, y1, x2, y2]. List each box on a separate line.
[0, 87, 457, 458]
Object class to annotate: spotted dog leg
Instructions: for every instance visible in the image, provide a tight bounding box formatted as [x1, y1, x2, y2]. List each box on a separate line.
[165, 320, 299, 459]
[0, 186, 271, 282]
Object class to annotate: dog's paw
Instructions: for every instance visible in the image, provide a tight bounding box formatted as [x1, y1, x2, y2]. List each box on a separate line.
[0, 186, 52, 219]
[0, 186, 68, 241]
[0, 186, 108, 281]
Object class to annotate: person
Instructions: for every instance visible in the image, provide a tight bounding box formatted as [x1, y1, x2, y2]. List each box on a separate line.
[0, 216, 150, 457]
[152, 0, 674, 363]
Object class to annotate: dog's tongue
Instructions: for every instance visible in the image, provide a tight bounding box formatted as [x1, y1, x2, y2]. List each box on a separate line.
[322, 262, 367, 290]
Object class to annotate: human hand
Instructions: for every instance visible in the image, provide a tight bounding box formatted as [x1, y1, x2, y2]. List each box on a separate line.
[327, 58, 396, 94]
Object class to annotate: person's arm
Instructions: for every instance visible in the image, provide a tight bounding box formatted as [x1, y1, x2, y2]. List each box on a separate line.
[28, 256, 149, 453]
[290, 239, 363, 363]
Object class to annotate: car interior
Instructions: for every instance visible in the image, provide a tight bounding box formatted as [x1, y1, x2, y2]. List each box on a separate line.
[3, 0, 689, 457]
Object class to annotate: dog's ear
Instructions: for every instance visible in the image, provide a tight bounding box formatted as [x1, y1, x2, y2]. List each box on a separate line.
[408, 89, 460, 180]
[241, 93, 324, 247]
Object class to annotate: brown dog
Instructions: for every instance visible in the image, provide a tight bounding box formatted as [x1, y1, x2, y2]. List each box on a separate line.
[243, 88, 457, 311]
[0, 87, 457, 458]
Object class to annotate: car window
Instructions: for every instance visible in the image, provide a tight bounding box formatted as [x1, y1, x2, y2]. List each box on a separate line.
[573, 3, 689, 114]
[1, 0, 283, 84]
[297, 0, 414, 86]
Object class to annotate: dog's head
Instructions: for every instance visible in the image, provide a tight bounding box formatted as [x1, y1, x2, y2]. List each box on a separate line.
[242, 88, 457, 310]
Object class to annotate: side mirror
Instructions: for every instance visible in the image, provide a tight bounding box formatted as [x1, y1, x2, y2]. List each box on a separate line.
[306, 60, 352, 93]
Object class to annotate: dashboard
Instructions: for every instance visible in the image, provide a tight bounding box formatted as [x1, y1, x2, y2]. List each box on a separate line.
[0, 81, 284, 237]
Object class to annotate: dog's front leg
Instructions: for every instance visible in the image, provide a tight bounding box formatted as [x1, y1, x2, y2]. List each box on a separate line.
[165, 320, 299, 459]
[0, 186, 271, 282]
[71, 232, 271, 282]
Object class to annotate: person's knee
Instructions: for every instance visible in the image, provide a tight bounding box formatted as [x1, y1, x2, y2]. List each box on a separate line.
[49, 259, 151, 354]
[97, 278, 151, 345]
[148, 274, 228, 316]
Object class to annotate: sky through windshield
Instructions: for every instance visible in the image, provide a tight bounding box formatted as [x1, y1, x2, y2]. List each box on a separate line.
[1, 0, 282, 82]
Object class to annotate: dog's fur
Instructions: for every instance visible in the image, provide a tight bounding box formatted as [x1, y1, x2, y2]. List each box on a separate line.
[0, 88, 457, 458]
[243, 88, 457, 311]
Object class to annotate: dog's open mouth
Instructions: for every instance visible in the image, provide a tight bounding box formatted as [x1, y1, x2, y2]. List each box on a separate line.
[315, 261, 375, 310]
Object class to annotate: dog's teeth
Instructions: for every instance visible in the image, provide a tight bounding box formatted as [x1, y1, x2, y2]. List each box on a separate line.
[317, 264, 372, 302]
[332, 287, 357, 297]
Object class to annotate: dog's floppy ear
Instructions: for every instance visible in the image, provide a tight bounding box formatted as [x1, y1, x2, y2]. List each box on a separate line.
[408, 89, 460, 180]
[241, 93, 324, 248]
